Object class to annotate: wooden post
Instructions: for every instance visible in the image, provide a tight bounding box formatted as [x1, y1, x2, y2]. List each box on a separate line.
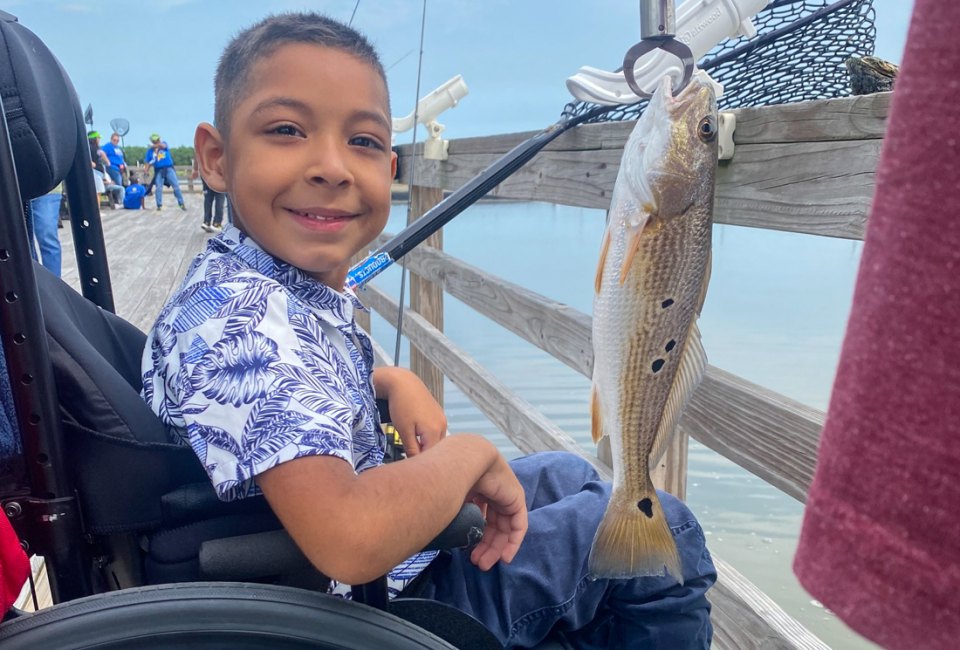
[407, 185, 444, 405]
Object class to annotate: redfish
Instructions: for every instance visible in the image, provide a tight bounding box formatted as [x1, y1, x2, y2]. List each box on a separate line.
[588, 71, 718, 581]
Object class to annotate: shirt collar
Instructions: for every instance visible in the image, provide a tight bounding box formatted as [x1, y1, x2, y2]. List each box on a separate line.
[211, 224, 367, 328]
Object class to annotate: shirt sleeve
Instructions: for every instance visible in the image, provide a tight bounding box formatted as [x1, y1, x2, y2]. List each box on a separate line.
[170, 277, 358, 501]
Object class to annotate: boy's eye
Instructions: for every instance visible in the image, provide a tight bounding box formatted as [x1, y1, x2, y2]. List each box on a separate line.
[350, 135, 385, 151]
[270, 124, 302, 137]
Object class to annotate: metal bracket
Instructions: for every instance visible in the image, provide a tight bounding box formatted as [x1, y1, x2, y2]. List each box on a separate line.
[4, 495, 83, 557]
[718, 111, 736, 160]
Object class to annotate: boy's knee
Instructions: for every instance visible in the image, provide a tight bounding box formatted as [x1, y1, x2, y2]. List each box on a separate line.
[512, 451, 600, 482]
[656, 489, 715, 583]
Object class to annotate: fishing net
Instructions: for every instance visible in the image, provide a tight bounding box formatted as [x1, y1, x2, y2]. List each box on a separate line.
[564, 0, 877, 123]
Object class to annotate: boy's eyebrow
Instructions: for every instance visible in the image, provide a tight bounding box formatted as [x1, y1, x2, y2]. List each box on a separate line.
[250, 97, 391, 134]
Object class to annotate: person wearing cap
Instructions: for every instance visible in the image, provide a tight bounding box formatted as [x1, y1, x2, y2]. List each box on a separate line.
[144, 132, 186, 211]
[87, 130, 110, 174]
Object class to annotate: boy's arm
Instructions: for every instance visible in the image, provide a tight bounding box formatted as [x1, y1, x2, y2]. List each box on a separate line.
[256, 433, 527, 585]
[372, 366, 446, 455]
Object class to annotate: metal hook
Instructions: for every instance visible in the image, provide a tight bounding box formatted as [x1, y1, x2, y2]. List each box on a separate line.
[623, 0, 696, 98]
[622, 38, 696, 98]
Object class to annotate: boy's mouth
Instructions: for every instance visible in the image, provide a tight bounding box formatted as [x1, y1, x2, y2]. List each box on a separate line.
[288, 207, 357, 222]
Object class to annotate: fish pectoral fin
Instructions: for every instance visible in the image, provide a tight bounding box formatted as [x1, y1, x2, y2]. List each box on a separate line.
[647, 321, 707, 470]
[590, 383, 605, 443]
[618, 217, 650, 285]
[595, 230, 611, 294]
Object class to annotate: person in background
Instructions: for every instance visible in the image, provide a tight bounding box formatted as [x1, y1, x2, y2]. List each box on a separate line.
[26, 185, 63, 276]
[124, 172, 147, 210]
[191, 155, 225, 232]
[101, 132, 127, 187]
[87, 130, 110, 174]
[144, 133, 185, 211]
[102, 172, 124, 209]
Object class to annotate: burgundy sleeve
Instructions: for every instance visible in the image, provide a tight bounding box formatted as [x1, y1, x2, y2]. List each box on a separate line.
[792, 1, 960, 647]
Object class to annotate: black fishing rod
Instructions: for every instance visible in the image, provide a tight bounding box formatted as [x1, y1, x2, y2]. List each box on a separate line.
[345, 102, 617, 290]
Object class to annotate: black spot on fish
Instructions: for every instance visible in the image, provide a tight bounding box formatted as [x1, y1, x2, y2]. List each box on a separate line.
[661, 299, 674, 309]
[665, 339, 676, 352]
[637, 498, 654, 518]
[652, 359, 665, 373]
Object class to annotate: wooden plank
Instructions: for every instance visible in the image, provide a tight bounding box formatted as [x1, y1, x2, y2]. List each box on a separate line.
[731, 92, 891, 144]
[363, 284, 823, 650]
[714, 139, 880, 240]
[680, 368, 823, 503]
[711, 557, 830, 650]
[376, 239, 822, 502]
[407, 186, 445, 405]
[395, 92, 891, 160]
[396, 139, 878, 239]
[395, 94, 890, 240]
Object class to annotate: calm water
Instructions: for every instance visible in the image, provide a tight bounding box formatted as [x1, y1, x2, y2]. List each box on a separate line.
[369, 200, 876, 649]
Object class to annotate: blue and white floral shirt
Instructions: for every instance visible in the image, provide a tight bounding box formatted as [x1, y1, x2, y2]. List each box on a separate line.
[141, 225, 435, 596]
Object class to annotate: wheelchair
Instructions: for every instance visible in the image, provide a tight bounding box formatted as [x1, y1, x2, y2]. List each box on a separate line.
[0, 12, 571, 649]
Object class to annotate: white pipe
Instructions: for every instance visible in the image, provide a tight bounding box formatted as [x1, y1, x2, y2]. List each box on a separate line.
[392, 75, 469, 134]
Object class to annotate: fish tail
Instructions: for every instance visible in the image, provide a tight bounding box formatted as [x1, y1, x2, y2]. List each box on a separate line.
[589, 487, 683, 584]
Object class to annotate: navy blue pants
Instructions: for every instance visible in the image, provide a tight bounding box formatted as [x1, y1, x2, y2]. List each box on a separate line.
[423, 451, 716, 648]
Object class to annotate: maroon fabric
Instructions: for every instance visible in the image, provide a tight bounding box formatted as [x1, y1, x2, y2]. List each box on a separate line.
[793, 1, 960, 647]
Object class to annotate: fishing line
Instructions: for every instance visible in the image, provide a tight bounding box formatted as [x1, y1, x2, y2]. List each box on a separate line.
[347, 0, 360, 26]
[392, 0, 428, 367]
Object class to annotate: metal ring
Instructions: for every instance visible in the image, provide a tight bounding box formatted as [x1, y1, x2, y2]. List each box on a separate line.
[622, 38, 697, 99]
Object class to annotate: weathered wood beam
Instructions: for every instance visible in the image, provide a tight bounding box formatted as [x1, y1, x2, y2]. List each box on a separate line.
[711, 557, 830, 650]
[394, 93, 890, 240]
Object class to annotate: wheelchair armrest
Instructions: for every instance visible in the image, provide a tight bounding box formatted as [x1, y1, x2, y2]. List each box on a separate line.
[198, 503, 484, 582]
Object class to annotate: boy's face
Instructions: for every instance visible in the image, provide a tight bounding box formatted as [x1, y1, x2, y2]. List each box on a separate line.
[206, 43, 396, 289]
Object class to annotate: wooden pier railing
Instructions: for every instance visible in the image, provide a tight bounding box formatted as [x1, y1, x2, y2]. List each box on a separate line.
[363, 91, 891, 649]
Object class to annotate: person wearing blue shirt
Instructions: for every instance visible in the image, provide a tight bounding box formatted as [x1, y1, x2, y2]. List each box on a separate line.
[123, 172, 146, 210]
[144, 133, 185, 211]
[100, 133, 127, 187]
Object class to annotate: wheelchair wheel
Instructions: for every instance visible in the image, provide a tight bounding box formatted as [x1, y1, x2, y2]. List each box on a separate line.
[0, 582, 456, 649]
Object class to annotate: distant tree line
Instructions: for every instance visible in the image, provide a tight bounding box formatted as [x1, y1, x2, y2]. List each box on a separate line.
[124, 145, 195, 167]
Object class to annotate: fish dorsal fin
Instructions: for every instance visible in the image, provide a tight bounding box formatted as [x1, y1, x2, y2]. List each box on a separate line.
[647, 321, 707, 470]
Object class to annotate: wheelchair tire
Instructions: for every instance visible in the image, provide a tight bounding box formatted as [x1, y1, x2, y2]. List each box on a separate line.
[0, 582, 457, 649]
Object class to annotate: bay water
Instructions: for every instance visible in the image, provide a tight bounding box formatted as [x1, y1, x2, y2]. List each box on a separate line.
[369, 200, 875, 649]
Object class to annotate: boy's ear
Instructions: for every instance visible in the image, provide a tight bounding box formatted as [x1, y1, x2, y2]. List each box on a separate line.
[194, 122, 228, 193]
[390, 149, 398, 181]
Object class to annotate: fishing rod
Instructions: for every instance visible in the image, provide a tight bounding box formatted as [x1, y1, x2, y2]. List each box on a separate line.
[345, 101, 617, 290]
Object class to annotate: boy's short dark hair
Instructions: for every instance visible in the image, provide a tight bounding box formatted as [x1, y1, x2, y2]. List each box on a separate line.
[214, 12, 388, 139]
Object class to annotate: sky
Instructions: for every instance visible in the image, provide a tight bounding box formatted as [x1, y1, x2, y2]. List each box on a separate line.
[6, 0, 914, 151]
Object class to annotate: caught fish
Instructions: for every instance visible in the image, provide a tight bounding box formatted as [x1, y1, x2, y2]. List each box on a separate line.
[588, 71, 718, 581]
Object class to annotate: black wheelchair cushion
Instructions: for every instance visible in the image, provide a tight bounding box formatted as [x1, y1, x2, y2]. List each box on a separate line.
[35, 263, 211, 533]
[0, 12, 79, 201]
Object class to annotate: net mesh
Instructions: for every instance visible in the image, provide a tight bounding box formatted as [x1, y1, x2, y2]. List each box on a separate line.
[564, 0, 877, 123]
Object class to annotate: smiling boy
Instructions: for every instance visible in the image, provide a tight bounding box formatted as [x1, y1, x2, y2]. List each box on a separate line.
[142, 13, 715, 648]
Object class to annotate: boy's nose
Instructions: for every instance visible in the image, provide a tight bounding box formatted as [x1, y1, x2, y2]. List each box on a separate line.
[305, 142, 354, 187]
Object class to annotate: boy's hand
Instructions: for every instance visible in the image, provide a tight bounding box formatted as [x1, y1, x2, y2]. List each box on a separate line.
[373, 367, 447, 455]
[467, 456, 527, 570]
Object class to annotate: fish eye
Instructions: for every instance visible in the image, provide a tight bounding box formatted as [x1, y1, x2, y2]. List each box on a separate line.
[698, 116, 717, 142]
